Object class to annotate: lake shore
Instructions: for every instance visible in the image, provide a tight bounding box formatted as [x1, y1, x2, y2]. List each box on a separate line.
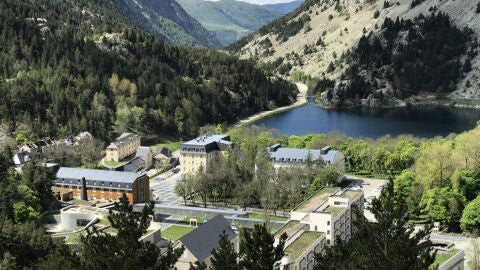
[230, 83, 308, 129]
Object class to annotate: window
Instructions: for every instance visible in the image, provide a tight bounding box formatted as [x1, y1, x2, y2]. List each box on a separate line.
[327, 230, 330, 235]
[314, 225, 318, 231]
[327, 239, 330, 245]
[327, 221, 330, 226]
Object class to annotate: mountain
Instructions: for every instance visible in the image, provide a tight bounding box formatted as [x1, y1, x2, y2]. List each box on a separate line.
[177, 0, 283, 46]
[263, 0, 304, 14]
[228, 0, 480, 107]
[0, 0, 297, 141]
[114, 0, 222, 49]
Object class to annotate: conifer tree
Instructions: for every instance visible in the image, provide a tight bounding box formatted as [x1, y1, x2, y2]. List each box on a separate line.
[240, 223, 287, 270]
[80, 194, 183, 270]
[209, 231, 239, 270]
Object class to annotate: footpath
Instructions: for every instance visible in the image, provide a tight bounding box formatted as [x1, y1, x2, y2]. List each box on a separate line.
[231, 83, 308, 128]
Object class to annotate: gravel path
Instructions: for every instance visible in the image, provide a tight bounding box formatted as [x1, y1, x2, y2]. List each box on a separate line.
[231, 82, 308, 128]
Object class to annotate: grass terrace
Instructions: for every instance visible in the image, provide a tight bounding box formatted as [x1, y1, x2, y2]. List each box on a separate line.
[294, 188, 338, 212]
[324, 206, 345, 218]
[275, 221, 302, 238]
[285, 231, 323, 261]
[162, 225, 195, 242]
[343, 190, 362, 201]
[247, 213, 289, 222]
[429, 249, 461, 270]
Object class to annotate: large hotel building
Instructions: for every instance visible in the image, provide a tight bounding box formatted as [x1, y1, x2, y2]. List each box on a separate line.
[179, 134, 232, 179]
[53, 167, 149, 204]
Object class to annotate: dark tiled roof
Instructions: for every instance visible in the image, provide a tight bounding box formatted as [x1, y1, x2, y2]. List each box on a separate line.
[154, 147, 172, 158]
[123, 157, 145, 172]
[13, 152, 31, 165]
[56, 167, 141, 183]
[107, 133, 139, 149]
[181, 134, 232, 154]
[135, 147, 151, 159]
[178, 215, 237, 261]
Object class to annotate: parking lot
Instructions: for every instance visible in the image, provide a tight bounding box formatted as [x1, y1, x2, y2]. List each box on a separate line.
[345, 175, 387, 222]
[150, 171, 182, 205]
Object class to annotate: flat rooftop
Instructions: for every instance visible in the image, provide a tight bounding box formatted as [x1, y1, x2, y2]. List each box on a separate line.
[343, 190, 362, 201]
[294, 187, 338, 212]
[275, 221, 302, 239]
[323, 206, 345, 218]
[285, 231, 323, 261]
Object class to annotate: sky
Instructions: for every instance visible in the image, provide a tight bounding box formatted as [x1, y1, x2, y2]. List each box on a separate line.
[210, 0, 298, 5]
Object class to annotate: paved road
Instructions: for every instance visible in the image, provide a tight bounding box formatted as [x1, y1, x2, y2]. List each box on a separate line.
[430, 233, 471, 243]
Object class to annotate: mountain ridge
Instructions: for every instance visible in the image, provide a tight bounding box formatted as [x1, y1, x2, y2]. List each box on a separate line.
[263, 0, 304, 14]
[177, 0, 283, 46]
[229, 0, 480, 105]
[115, 0, 222, 48]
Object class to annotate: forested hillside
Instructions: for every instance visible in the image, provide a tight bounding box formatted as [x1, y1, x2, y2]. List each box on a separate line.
[115, 0, 223, 49]
[320, 13, 477, 107]
[0, 0, 298, 142]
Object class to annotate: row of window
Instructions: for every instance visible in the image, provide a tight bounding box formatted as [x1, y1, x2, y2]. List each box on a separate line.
[57, 179, 131, 188]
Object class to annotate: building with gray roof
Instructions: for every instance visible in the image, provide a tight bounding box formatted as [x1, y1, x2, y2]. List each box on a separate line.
[174, 215, 239, 270]
[179, 134, 233, 178]
[267, 144, 345, 173]
[53, 167, 149, 204]
[105, 133, 141, 162]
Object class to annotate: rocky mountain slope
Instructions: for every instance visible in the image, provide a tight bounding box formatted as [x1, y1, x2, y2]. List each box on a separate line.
[229, 0, 480, 105]
[177, 0, 283, 46]
[115, 0, 222, 48]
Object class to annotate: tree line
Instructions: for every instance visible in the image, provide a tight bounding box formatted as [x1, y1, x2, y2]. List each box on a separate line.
[0, 0, 297, 142]
[177, 124, 480, 234]
[175, 126, 343, 215]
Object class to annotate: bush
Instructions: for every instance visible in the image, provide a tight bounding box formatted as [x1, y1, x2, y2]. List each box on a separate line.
[373, 10, 380, 19]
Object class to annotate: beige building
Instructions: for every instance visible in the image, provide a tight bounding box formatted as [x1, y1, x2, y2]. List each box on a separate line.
[290, 187, 363, 246]
[105, 133, 140, 162]
[173, 215, 239, 270]
[179, 134, 232, 179]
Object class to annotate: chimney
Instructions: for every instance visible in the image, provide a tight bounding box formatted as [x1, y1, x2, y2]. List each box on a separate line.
[320, 146, 331, 155]
[269, 144, 281, 152]
[81, 177, 88, 201]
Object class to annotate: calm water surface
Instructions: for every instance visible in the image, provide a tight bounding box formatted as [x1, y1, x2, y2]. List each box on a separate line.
[252, 102, 480, 138]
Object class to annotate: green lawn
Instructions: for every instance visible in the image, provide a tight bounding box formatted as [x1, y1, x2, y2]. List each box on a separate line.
[247, 213, 289, 222]
[161, 225, 195, 242]
[64, 232, 82, 245]
[285, 231, 323, 260]
[430, 249, 459, 269]
[103, 159, 128, 167]
[153, 140, 182, 152]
